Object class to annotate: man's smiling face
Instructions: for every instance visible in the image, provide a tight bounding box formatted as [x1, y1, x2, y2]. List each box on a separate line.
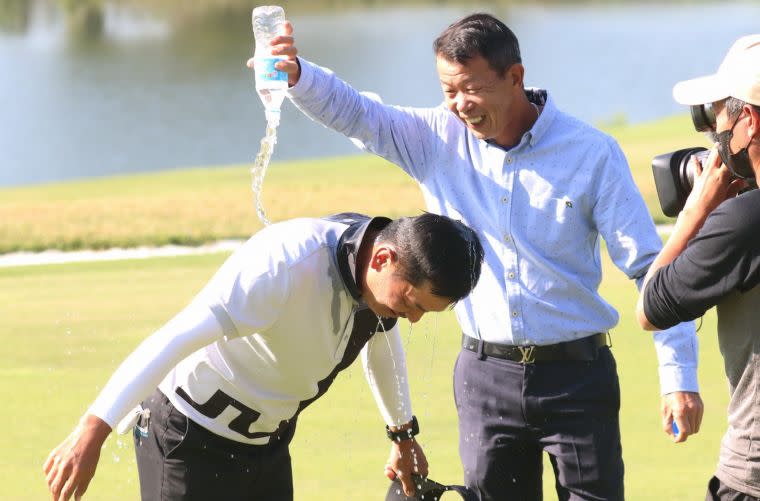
[437, 54, 524, 147]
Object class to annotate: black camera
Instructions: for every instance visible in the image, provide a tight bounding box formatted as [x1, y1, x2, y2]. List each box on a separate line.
[652, 147, 708, 217]
[651, 104, 715, 217]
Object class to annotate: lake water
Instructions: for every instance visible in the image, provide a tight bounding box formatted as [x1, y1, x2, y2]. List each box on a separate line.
[1, 1, 758, 187]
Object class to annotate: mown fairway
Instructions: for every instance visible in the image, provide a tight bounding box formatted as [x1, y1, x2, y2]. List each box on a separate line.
[1, 114, 728, 499]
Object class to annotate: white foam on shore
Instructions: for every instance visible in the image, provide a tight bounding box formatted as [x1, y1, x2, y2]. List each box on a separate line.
[0, 240, 244, 268]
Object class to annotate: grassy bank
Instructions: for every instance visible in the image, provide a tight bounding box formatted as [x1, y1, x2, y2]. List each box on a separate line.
[0, 114, 708, 254]
[2, 252, 728, 500]
[0, 156, 423, 254]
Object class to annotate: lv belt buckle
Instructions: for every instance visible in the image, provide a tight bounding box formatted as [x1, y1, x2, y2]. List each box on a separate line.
[518, 345, 536, 364]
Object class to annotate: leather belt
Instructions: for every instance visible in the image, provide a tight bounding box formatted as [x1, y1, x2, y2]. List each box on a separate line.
[461, 333, 608, 364]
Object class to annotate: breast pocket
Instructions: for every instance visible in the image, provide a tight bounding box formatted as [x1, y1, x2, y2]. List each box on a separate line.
[525, 191, 583, 253]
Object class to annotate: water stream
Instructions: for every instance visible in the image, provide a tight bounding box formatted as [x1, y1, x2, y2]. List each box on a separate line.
[250, 119, 278, 226]
[374, 317, 422, 474]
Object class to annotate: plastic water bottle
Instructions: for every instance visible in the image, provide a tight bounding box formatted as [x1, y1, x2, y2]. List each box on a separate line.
[251, 5, 287, 127]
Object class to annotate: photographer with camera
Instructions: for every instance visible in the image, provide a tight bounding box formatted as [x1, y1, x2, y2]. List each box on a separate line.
[637, 35, 760, 500]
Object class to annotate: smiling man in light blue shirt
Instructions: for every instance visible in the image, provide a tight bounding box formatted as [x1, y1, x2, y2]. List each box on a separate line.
[259, 11, 704, 500]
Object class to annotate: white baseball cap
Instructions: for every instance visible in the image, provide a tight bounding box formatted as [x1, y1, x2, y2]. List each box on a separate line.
[673, 34, 760, 106]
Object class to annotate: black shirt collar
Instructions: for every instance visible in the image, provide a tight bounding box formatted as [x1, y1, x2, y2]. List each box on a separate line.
[324, 213, 392, 302]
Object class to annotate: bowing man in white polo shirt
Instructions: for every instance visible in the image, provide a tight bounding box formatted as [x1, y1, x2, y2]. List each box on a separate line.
[44, 212, 484, 501]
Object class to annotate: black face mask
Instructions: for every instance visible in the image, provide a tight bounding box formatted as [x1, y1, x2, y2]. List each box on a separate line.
[714, 112, 756, 184]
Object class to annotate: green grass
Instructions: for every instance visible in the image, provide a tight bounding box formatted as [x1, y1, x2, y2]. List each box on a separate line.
[3, 253, 728, 500]
[0, 156, 423, 254]
[2, 113, 724, 499]
[605, 114, 710, 216]
[0, 114, 711, 254]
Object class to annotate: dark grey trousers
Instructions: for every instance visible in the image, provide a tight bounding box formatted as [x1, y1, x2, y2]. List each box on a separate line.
[707, 476, 760, 501]
[454, 346, 624, 501]
[134, 389, 295, 501]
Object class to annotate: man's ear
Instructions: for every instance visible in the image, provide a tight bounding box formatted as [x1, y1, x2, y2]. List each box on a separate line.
[370, 246, 397, 271]
[506, 63, 524, 88]
[747, 104, 760, 139]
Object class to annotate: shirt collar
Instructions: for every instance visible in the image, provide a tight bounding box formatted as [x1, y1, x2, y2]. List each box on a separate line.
[524, 87, 555, 147]
[329, 213, 392, 302]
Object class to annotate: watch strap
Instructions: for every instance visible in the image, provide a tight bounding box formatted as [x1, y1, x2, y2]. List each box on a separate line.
[386, 415, 419, 442]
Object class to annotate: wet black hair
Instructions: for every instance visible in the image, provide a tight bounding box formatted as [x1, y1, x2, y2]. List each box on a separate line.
[375, 213, 484, 303]
[433, 12, 521, 76]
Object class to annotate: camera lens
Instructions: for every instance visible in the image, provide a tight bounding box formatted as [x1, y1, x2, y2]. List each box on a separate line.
[652, 147, 708, 217]
[690, 103, 716, 132]
[682, 149, 709, 189]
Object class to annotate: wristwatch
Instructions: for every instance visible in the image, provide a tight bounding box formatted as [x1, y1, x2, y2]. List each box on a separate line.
[386, 416, 419, 442]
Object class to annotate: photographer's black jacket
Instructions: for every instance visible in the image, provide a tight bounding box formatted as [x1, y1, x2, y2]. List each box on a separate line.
[644, 190, 760, 328]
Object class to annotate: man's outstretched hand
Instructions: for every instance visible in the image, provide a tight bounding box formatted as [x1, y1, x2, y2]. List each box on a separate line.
[247, 20, 301, 87]
[43, 414, 111, 501]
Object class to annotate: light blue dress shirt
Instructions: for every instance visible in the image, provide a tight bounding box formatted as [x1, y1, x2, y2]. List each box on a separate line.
[288, 59, 697, 394]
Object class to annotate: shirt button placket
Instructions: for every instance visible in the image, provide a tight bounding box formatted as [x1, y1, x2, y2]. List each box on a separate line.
[501, 149, 520, 340]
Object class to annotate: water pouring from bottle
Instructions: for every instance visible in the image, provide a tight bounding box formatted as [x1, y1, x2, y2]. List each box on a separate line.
[250, 5, 287, 226]
[251, 124, 277, 226]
